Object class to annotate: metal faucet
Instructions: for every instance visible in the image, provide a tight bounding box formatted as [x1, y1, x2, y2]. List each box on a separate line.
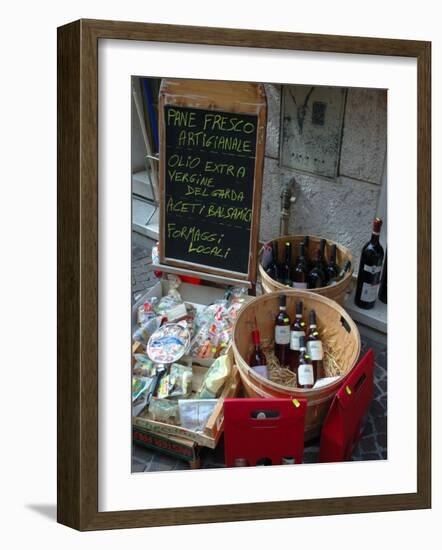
[279, 177, 297, 236]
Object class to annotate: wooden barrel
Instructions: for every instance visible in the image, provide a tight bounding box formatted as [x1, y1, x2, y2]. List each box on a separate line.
[258, 235, 354, 305]
[232, 290, 361, 441]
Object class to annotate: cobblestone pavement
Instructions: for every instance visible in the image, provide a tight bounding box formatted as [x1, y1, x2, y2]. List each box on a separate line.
[131, 234, 387, 472]
[131, 233, 157, 304]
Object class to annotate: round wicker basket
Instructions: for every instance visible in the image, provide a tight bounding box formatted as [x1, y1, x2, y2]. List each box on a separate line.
[232, 290, 361, 441]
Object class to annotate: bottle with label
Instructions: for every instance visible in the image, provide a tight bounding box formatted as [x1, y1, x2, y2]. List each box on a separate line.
[274, 294, 291, 367]
[292, 242, 308, 289]
[289, 301, 306, 371]
[306, 310, 324, 380]
[297, 336, 314, 389]
[354, 218, 385, 309]
[281, 241, 292, 286]
[249, 329, 268, 378]
[325, 244, 339, 285]
[307, 249, 326, 289]
[266, 241, 280, 282]
[378, 249, 387, 304]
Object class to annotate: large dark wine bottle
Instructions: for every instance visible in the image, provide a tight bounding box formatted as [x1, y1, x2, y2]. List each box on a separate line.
[354, 218, 385, 309]
[378, 249, 387, 304]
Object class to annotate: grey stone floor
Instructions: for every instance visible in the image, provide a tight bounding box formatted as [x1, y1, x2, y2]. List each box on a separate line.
[131, 232, 158, 304]
[131, 233, 387, 471]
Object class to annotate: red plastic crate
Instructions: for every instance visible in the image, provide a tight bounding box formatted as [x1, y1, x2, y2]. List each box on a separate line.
[223, 398, 307, 467]
[319, 349, 375, 462]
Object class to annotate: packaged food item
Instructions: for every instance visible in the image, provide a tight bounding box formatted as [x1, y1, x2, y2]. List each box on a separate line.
[166, 302, 188, 323]
[155, 275, 183, 316]
[197, 355, 231, 398]
[147, 323, 190, 364]
[148, 398, 180, 425]
[178, 399, 218, 432]
[137, 300, 157, 326]
[132, 376, 155, 417]
[188, 287, 247, 360]
[132, 353, 156, 377]
[132, 316, 159, 346]
[156, 363, 193, 399]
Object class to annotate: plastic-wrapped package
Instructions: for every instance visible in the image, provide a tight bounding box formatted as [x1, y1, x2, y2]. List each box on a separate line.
[132, 376, 155, 417]
[197, 354, 231, 398]
[187, 286, 248, 360]
[156, 275, 183, 315]
[137, 299, 158, 326]
[156, 363, 193, 399]
[132, 353, 156, 378]
[132, 316, 159, 346]
[147, 323, 191, 364]
[178, 399, 218, 432]
[148, 398, 180, 425]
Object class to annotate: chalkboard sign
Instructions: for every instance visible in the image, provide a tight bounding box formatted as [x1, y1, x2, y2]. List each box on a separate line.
[159, 80, 267, 281]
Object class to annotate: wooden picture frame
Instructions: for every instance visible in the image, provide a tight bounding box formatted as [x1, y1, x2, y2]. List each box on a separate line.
[57, 19, 431, 531]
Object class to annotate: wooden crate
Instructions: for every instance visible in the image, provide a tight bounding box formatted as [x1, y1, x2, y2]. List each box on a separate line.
[133, 427, 201, 469]
[132, 343, 241, 450]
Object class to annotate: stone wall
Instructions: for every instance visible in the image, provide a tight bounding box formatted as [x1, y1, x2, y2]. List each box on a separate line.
[260, 84, 387, 270]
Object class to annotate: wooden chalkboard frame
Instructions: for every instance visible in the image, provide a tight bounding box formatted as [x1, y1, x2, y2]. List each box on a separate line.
[158, 79, 267, 282]
[57, 19, 431, 531]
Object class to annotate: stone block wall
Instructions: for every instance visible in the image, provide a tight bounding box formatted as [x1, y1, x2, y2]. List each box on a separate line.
[260, 84, 387, 271]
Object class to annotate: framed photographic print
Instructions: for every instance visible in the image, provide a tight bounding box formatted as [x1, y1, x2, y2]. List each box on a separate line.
[57, 19, 431, 530]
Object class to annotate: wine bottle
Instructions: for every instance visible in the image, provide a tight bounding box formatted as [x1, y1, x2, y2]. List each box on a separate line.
[297, 336, 314, 389]
[325, 244, 339, 284]
[318, 239, 329, 283]
[289, 301, 307, 371]
[306, 310, 324, 380]
[274, 294, 291, 367]
[378, 250, 387, 304]
[249, 329, 268, 378]
[354, 218, 385, 309]
[265, 241, 280, 282]
[329, 259, 351, 286]
[302, 235, 311, 269]
[281, 242, 292, 286]
[338, 260, 351, 279]
[292, 242, 308, 289]
[307, 249, 326, 289]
